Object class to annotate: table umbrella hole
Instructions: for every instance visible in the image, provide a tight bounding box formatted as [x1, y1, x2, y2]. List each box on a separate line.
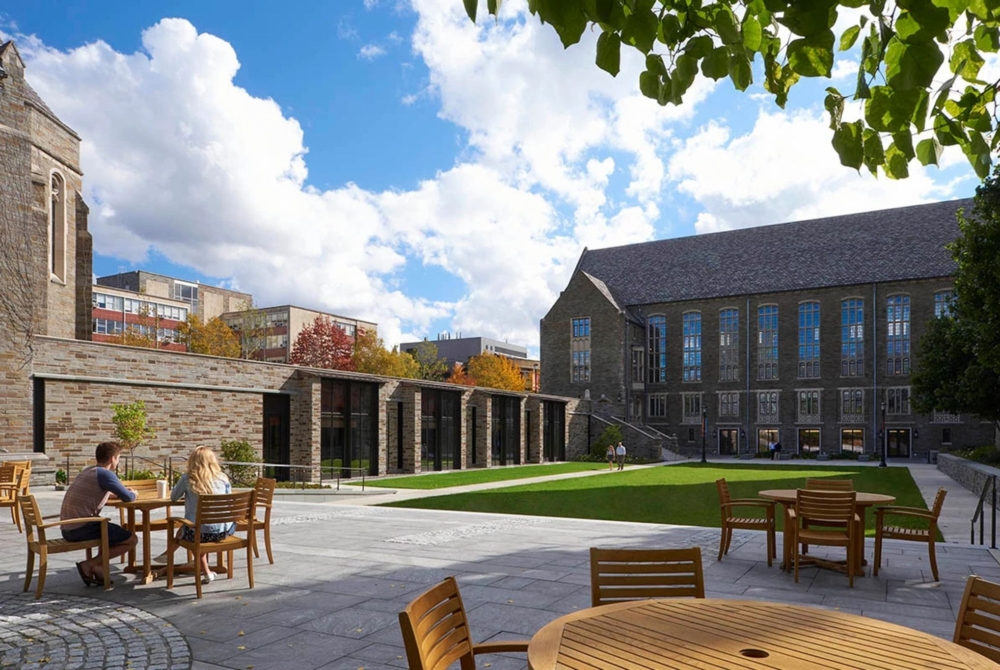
[740, 649, 770, 659]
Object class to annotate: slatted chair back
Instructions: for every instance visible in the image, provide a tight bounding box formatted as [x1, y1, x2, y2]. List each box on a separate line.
[805, 478, 854, 491]
[195, 490, 255, 529]
[590, 547, 705, 607]
[254, 477, 276, 509]
[6, 460, 31, 496]
[18, 493, 43, 544]
[796, 489, 856, 525]
[930, 487, 948, 518]
[716, 478, 733, 507]
[398, 576, 476, 670]
[0, 466, 24, 532]
[954, 575, 1000, 664]
[116, 479, 160, 499]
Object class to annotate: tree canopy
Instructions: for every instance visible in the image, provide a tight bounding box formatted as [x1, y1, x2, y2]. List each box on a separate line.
[288, 317, 356, 370]
[352, 329, 421, 378]
[466, 353, 527, 391]
[465, 0, 999, 179]
[178, 315, 241, 358]
[412, 340, 449, 381]
[912, 165, 1000, 431]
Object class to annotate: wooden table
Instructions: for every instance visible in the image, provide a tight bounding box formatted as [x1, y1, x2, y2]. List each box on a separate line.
[760, 488, 895, 576]
[528, 599, 999, 669]
[108, 497, 177, 584]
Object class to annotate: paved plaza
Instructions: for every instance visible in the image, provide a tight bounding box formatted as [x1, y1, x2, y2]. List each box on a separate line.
[0, 461, 997, 670]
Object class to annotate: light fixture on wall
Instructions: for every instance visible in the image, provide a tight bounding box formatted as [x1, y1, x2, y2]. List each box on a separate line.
[913, 428, 919, 439]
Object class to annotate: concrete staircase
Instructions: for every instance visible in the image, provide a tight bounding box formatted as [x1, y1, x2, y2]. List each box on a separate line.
[602, 416, 686, 462]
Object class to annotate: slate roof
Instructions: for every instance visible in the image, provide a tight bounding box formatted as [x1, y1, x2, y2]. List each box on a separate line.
[577, 199, 970, 307]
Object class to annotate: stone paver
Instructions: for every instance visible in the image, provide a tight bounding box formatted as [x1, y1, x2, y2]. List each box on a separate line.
[0, 461, 995, 670]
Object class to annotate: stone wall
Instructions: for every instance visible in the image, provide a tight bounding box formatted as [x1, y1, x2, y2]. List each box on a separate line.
[938, 453, 997, 499]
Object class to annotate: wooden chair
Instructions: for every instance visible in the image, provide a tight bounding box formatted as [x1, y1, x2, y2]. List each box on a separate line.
[790, 489, 859, 587]
[18, 494, 111, 599]
[166, 490, 256, 599]
[398, 576, 528, 670]
[800, 478, 855, 553]
[874, 488, 947, 582]
[235, 477, 276, 564]
[5, 459, 31, 496]
[589, 547, 704, 606]
[0, 465, 24, 532]
[954, 575, 1000, 664]
[715, 478, 775, 566]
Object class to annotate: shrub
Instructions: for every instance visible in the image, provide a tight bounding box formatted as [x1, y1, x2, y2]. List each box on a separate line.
[590, 425, 624, 460]
[55, 469, 68, 485]
[957, 445, 1000, 466]
[119, 468, 161, 480]
[220, 439, 260, 487]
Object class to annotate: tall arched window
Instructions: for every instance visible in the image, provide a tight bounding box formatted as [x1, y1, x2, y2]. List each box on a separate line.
[50, 173, 66, 281]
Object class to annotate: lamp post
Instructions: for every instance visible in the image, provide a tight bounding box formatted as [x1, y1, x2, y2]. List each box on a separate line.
[701, 408, 707, 464]
[879, 401, 888, 468]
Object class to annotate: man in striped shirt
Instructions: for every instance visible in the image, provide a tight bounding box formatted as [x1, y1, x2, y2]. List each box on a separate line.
[60, 441, 138, 585]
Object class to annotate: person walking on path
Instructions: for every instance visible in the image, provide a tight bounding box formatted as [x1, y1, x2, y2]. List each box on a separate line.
[774, 441, 782, 460]
[606, 444, 615, 470]
[768, 441, 775, 460]
[615, 442, 626, 470]
[60, 441, 138, 586]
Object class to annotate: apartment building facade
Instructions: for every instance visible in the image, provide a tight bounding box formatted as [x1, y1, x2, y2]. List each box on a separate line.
[96, 270, 251, 322]
[541, 199, 995, 459]
[220, 305, 378, 363]
[92, 285, 189, 351]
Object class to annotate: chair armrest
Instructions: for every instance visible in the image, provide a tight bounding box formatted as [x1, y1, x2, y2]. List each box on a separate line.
[166, 517, 196, 529]
[472, 640, 530, 655]
[38, 516, 109, 530]
[876, 506, 935, 520]
[730, 497, 775, 505]
[723, 500, 774, 510]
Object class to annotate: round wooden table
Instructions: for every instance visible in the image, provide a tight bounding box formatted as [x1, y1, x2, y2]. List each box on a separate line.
[527, 599, 998, 669]
[107, 497, 177, 584]
[760, 488, 895, 576]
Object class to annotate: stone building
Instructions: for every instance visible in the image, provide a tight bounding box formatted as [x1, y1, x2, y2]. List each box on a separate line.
[0, 42, 584, 480]
[541, 199, 995, 459]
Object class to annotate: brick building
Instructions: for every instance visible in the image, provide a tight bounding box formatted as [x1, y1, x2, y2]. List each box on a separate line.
[91, 285, 188, 351]
[0, 42, 583, 480]
[541, 200, 995, 459]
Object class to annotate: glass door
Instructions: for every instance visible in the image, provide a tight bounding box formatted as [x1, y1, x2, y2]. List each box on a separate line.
[718, 429, 737, 455]
[887, 428, 911, 457]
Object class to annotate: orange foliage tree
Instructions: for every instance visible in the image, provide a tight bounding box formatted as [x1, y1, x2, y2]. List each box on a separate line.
[447, 361, 475, 386]
[289, 316, 355, 370]
[466, 353, 524, 391]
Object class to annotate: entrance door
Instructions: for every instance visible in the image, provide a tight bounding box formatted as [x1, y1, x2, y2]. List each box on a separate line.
[887, 428, 911, 458]
[757, 428, 778, 455]
[719, 429, 737, 456]
[263, 394, 290, 481]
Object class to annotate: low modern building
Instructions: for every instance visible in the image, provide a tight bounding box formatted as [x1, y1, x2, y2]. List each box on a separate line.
[96, 270, 252, 322]
[220, 305, 377, 363]
[92, 284, 189, 351]
[400, 335, 541, 391]
[541, 199, 995, 460]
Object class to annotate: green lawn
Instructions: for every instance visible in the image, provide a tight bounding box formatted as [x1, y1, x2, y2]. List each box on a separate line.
[381, 463, 929, 535]
[355, 462, 610, 489]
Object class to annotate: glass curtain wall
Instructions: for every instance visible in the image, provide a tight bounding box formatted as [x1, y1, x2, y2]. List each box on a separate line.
[542, 401, 566, 461]
[491, 396, 522, 466]
[421, 389, 461, 471]
[321, 379, 378, 477]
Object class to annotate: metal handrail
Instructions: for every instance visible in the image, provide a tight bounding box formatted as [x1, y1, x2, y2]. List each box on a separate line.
[971, 474, 997, 548]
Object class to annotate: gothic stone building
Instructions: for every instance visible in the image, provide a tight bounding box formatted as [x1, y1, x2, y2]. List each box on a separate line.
[0, 40, 579, 480]
[540, 199, 994, 459]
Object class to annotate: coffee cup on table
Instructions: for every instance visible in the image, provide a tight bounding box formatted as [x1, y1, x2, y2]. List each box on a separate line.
[156, 479, 168, 499]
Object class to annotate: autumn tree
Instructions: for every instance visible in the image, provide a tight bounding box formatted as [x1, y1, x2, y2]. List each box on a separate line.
[288, 316, 355, 370]
[108, 301, 158, 349]
[178, 315, 241, 358]
[466, 353, 525, 391]
[232, 299, 269, 360]
[412, 340, 449, 381]
[352, 329, 421, 378]
[465, 0, 999, 179]
[447, 361, 475, 386]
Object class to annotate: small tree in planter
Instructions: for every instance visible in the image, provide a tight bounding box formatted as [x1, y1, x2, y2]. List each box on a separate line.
[111, 400, 155, 476]
[220, 439, 260, 488]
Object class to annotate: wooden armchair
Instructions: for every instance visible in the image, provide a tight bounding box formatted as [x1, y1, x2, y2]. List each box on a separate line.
[398, 576, 528, 670]
[715, 478, 775, 566]
[18, 494, 111, 599]
[0, 465, 24, 532]
[954, 575, 1000, 664]
[235, 477, 276, 564]
[590, 547, 704, 606]
[800, 478, 855, 553]
[166, 490, 256, 599]
[874, 487, 947, 582]
[790, 489, 859, 587]
[5, 459, 31, 496]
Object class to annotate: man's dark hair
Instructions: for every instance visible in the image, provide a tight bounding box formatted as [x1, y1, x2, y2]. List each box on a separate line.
[95, 441, 122, 465]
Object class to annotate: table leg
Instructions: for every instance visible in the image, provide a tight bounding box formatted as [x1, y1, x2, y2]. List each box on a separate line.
[126, 508, 138, 570]
[140, 510, 154, 584]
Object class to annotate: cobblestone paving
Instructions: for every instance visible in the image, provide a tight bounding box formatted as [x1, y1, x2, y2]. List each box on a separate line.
[0, 594, 190, 670]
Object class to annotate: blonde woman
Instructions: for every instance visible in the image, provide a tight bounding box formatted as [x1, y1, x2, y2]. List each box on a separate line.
[169, 446, 233, 584]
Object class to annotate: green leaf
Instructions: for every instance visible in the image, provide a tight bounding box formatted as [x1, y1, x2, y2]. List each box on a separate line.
[862, 128, 885, 177]
[884, 142, 910, 179]
[593, 0, 615, 23]
[742, 15, 763, 51]
[787, 31, 835, 77]
[659, 14, 681, 44]
[684, 35, 715, 59]
[895, 13, 932, 43]
[533, 0, 590, 48]
[840, 25, 861, 51]
[962, 129, 992, 178]
[778, 0, 838, 37]
[824, 87, 845, 129]
[715, 5, 742, 44]
[950, 40, 985, 80]
[672, 54, 699, 100]
[935, 0, 969, 22]
[639, 70, 661, 99]
[832, 120, 865, 169]
[646, 54, 667, 76]
[911, 88, 929, 132]
[974, 24, 1000, 52]
[885, 39, 944, 91]
[729, 51, 753, 90]
[865, 86, 921, 133]
[622, 5, 658, 53]
[906, 0, 951, 38]
[892, 131, 915, 160]
[464, 0, 478, 21]
[487, 0, 502, 14]
[934, 115, 969, 146]
[915, 137, 943, 166]
[596, 31, 621, 76]
[701, 46, 731, 80]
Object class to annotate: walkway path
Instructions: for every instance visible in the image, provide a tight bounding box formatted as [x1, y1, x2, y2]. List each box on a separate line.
[0, 459, 993, 670]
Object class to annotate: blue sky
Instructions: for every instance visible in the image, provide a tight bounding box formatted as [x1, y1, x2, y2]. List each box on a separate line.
[1, 1, 980, 352]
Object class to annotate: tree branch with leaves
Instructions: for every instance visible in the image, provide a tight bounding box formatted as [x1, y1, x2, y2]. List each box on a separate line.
[465, 0, 999, 179]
